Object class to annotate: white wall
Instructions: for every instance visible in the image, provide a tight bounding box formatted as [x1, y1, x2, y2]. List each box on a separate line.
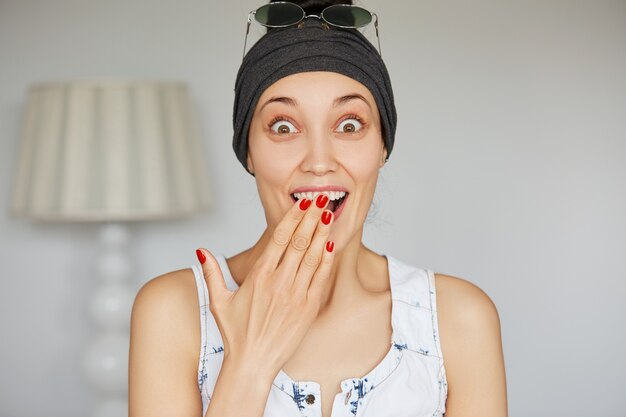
[1, 1, 625, 416]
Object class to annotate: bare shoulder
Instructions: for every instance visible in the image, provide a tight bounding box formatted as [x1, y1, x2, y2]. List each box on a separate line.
[434, 273, 501, 328]
[433, 272, 508, 416]
[131, 268, 201, 352]
[133, 268, 199, 312]
[129, 268, 203, 417]
[433, 272, 502, 359]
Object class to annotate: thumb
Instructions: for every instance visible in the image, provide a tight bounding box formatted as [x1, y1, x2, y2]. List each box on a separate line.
[196, 248, 230, 305]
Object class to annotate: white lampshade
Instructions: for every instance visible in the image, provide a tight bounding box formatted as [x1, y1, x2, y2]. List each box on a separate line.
[10, 80, 211, 222]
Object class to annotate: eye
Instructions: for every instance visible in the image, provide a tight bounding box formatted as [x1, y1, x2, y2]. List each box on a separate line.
[336, 115, 365, 134]
[269, 117, 298, 135]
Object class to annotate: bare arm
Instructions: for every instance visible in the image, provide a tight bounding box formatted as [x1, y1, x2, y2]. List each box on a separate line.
[128, 270, 203, 417]
[436, 274, 508, 417]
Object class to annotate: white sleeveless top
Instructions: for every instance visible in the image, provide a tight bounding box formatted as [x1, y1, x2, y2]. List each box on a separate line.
[191, 254, 448, 417]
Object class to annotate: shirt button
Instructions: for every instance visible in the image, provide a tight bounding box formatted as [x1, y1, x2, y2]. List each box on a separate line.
[305, 394, 316, 405]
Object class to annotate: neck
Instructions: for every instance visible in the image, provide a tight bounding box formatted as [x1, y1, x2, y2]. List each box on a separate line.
[227, 226, 389, 314]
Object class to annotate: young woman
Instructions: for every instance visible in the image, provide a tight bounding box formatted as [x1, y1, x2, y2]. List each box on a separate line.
[129, 1, 508, 417]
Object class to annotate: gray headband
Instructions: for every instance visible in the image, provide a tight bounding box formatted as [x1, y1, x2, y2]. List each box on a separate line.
[232, 18, 397, 174]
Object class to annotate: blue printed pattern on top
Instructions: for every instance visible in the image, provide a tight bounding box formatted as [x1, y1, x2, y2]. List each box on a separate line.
[191, 254, 448, 417]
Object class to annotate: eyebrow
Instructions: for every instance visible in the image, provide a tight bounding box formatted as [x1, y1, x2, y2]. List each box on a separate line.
[259, 93, 372, 112]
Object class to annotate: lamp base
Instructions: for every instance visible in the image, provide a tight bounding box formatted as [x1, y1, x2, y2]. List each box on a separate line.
[82, 223, 134, 417]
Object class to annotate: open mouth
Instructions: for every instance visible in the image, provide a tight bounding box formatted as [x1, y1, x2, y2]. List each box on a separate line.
[291, 191, 349, 213]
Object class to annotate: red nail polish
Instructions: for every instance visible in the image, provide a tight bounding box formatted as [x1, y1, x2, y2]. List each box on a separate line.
[316, 194, 329, 208]
[321, 210, 332, 225]
[326, 241, 335, 252]
[299, 198, 312, 210]
[196, 249, 206, 265]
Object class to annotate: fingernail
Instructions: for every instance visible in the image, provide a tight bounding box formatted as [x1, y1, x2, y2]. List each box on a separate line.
[321, 210, 332, 225]
[326, 241, 335, 252]
[316, 194, 329, 208]
[196, 249, 206, 265]
[299, 198, 312, 210]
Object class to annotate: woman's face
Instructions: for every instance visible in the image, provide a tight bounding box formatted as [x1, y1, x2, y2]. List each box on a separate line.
[247, 71, 387, 250]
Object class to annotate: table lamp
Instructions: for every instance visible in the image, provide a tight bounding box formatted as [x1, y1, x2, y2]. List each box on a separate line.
[9, 80, 211, 417]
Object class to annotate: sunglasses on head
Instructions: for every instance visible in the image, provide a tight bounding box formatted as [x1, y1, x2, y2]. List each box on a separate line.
[242, 1, 382, 60]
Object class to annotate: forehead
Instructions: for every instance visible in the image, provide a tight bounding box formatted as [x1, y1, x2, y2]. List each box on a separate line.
[259, 71, 375, 105]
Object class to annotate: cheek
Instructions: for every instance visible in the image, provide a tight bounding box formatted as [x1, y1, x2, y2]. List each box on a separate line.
[250, 146, 300, 190]
[339, 140, 383, 183]
[249, 134, 299, 226]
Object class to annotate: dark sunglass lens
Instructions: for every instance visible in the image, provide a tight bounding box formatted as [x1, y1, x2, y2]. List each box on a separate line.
[322, 5, 372, 28]
[255, 2, 304, 27]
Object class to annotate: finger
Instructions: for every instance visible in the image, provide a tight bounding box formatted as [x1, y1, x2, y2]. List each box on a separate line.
[260, 197, 311, 271]
[196, 248, 230, 306]
[278, 194, 330, 278]
[306, 240, 335, 303]
[292, 209, 333, 294]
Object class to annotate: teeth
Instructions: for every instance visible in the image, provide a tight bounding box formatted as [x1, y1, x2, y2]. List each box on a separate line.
[293, 191, 347, 201]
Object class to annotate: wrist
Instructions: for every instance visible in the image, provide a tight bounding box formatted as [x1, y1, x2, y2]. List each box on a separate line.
[221, 353, 278, 385]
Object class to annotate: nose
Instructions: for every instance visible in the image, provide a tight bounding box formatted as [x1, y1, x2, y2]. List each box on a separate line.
[299, 133, 338, 176]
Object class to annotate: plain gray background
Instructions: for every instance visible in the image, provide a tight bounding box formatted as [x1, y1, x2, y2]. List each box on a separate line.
[1, 1, 625, 416]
